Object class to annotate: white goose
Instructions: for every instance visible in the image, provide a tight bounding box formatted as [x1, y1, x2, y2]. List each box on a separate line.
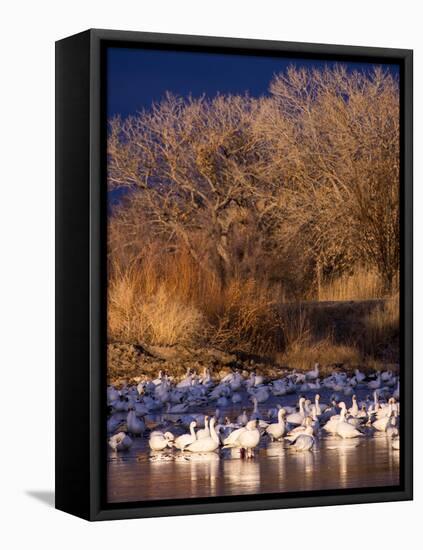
[348, 395, 359, 417]
[309, 393, 324, 416]
[354, 368, 366, 383]
[174, 421, 197, 451]
[185, 417, 220, 453]
[196, 416, 210, 440]
[176, 369, 193, 389]
[286, 397, 306, 426]
[231, 392, 242, 404]
[375, 397, 399, 419]
[126, 410, 145, 436]
[285, 416, 315, 442]
[290, 425, 315, 451]
[223, 419, 261, 458]
[336, 402, 364, 439]
[266, 408, 287, 441]
[237, 410, 249, 426]
[250, 385, 270, 403]
[367, 373, 381, 390]
[372, 400, 395, 431]
[108, 432, 133, 451]
[107, 386, 120, 403]
[149, 431, 174, 451]
[306, 362, 320, 381]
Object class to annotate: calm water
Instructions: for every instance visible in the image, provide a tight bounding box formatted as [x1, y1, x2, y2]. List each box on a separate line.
[108, 435, 399, 503]
[107, 389, 400, 503]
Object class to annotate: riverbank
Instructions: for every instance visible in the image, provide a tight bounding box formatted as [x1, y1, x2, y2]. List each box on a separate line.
[107, 340, 399, 387]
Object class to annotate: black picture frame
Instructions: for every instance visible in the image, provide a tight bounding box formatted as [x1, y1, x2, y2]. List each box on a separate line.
[55, 28, 413, 521]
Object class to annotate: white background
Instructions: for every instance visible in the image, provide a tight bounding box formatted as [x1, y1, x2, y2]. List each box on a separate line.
[0, 0, 420, 547]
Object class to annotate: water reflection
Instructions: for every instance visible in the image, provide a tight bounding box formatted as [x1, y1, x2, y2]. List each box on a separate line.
[108, 431, 400, 503]
[223, 457, 261, 494]
[323, 438, 361, 450]
[265, 442, 286, 457]
[173, 453, 220, 497]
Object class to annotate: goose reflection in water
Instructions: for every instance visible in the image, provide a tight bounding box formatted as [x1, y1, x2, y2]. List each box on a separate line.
[321, 439, 362, 488]
[174, 452, 220, 497]
[266, 441, 287, 458]
[223, 457, 261, 494]
[323, 438, 362, 451]
[289, 448, 316, 490]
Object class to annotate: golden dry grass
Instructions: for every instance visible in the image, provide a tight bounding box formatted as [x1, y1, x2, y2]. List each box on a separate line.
[363, 292, 399, 355]
[275, 340, 361, 372]
[108, 246, 399, 370]
[108, 259, 204, 346]
[318, 268, 384, 301]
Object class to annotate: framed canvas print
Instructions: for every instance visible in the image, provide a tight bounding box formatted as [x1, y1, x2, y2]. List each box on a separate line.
[55, 29, 413, 521]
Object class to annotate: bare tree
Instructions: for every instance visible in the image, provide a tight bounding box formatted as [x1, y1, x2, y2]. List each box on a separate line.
[108, 93, 270, 288]
[253, 65, 399, 294]
[108, 66, 399, 297]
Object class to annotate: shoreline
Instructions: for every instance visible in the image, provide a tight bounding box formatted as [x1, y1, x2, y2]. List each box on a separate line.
[107, 341, 399, 387]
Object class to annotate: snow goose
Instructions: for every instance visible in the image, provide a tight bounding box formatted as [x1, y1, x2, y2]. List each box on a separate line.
[149, 431, 174, 451]
[176, 369, 193, 389]
[285, 416, 314, 442]
[322, 413, 341, 434]
[249, 384, 270, 403]
[196, 416, 210, 440]
[336, 402, 364, 439]
[348, 395, 359, 417]
[376, 397, 399, 419]
[152, 370, 165, 386]
[223, 420, 261, 458]
[107, 410, 126, 435]
[107, 386, 120, 403]
[133, 400, 149, 416]
[286, 397, 306, 426]
[113, 395, 129, 413]
[165, 400, 189, 414]
[231, 392, 242, 404]
[266, 408, 287, 441]
[381, 370, 393, 383]
[200, 367, 213, 387]
[237, 419, 261, 458]
[174, 421, 197, 451]
[289, 426, 315, 451]
[217, 395, 230, 407]
[126, 409, 145, 436]
[310, 393, 326, 416]
[306, 362, 320, 381]
[185, 417, 220, 453]
[367, 373, 381, 390]
[271, 378, 288, 396]
[320, 399, 339, 424]
[223, 425, 247, 447]
[229, 371, 243, 391]
[237, 409, 249, 426]
[372, 400, 395, 431]
[354, 368, 366, 383]
[108, 431, 133, 451]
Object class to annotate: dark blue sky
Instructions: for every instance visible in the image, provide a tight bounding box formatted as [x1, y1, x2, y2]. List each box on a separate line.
[107, 47, 399, 118]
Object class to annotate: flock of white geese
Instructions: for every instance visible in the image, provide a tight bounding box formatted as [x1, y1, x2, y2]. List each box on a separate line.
[108, 364, 401, 460]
